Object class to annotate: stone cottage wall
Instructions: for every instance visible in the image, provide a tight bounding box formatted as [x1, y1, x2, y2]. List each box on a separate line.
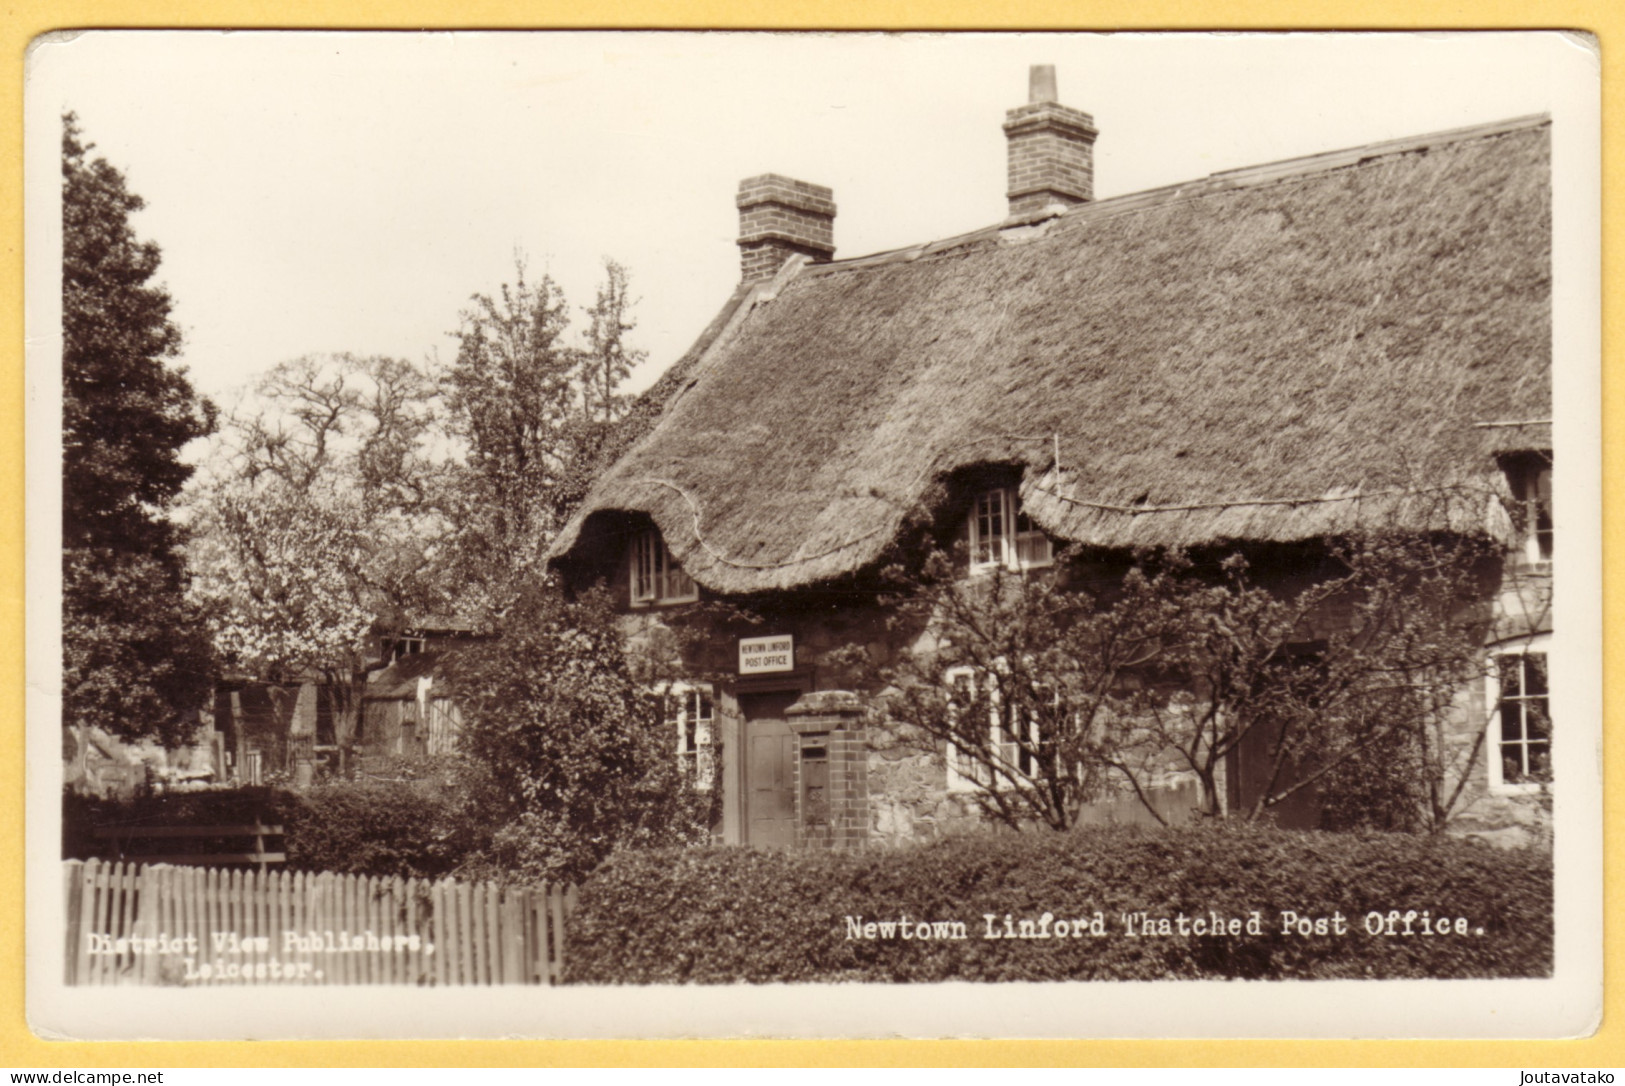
[614, 547, 1553, 848]
[863, 709, 981, 846]
[1440, 562, 1553, 849]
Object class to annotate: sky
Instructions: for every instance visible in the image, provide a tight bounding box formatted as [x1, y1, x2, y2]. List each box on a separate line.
[27, 31, 1590, 408]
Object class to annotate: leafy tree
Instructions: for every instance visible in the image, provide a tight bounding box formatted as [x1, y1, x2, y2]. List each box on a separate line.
[877, 536, 1492, 833]
[444, 583, 713, 883]
[185, 353, 446, 757]
[578, 258, 644, 425]
[439, 258, 641, 621]
[437, 263, 576, 621]
[61, 112, 217, 747]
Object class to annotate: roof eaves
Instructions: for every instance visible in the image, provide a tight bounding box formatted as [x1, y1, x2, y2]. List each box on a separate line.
[549, 112, 1549, 579]
[546, 274, 774, 562]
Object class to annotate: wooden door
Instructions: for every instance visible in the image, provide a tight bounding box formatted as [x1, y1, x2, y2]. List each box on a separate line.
[741, 690, 801, 847]
[1228, 717, 1321, 829]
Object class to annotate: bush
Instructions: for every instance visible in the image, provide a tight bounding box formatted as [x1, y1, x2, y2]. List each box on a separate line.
[63, 786, 287, 863]
[278, 781, 464, 879]
[62, 781, 462, 880]
[564, 824, 1552, 983]
[444, 583, 713, 884]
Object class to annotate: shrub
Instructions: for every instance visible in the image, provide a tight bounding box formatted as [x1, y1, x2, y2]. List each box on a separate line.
[279, 781, 463, 879]
[62, 781, 462, 880]
[444, 583, 713, 884]
[565, 823, 1552, 984]
[62, 786, 287, 863]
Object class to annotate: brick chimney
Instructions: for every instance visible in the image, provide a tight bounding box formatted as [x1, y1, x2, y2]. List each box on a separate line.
[736, 174, 836, 282]
[1003, 65, 1098, 218]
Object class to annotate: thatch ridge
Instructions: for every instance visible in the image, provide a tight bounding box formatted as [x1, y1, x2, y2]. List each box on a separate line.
[551, 118, 1551, 594]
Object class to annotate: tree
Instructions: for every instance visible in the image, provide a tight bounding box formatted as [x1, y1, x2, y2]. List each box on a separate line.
[1107, 541, 1491, 830]
[578, 259, 644, 425]
[876, 551, 1162, 831]
[438, 258, 641, 621]
[61, 112, 217, 748]
[185, 353, 446, 758]
[444, 583, 713, 883]
[877, 536, 1492, 833]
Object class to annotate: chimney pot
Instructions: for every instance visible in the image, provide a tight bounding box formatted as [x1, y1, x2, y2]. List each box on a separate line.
[1029, 64, 1058, 103]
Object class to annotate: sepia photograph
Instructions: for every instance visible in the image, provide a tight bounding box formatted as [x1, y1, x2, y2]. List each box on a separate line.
[23, 29, 1601, 1040]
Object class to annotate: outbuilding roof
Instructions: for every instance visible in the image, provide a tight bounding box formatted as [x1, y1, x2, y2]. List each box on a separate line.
[550, 116, 1552, 595]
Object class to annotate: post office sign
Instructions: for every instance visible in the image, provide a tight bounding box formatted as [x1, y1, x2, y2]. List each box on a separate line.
[739, 634, 794, 675]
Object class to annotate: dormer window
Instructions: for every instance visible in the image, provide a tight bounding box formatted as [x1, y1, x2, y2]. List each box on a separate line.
[1505, 454, 1553, 566]
[631, 528, 697, 606]
[969, 487, 1053, 573]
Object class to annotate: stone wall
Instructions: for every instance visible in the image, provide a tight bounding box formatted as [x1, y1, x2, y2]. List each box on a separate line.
[864, 710, 980, 846]
[613, 545, 1554, 850]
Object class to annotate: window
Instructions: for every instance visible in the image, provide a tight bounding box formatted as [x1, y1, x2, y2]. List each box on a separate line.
[1505, 454, 1553, 565]
[944, 666, 1039, 791]
[390, 636, 425, 664]
[1489, 649, 1550, 791]
[631, 528, 697, 606]
[968, 487, 1053, 573]
[660, 682, 715, 790]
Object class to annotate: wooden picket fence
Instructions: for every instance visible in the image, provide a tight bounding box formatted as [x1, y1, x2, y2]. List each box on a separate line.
[63, 858, 576, 987]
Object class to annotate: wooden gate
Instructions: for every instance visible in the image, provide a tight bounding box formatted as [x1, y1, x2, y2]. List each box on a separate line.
[63, 859, 576, 986]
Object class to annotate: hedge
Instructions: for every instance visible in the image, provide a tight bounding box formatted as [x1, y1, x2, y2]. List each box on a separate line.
[564, 824, 1552, 983]
[63, 781, 464, 880]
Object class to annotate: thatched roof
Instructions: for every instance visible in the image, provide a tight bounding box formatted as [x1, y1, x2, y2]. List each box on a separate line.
[550, 116, 1551, 595]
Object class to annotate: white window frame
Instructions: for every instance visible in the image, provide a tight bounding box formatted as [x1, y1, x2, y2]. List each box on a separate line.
[968, 487, 1053, 574]
[943, 666, 1040, 792]
[1486, 637, 1550, 795]
[658, 681, 715, 791]
[630, 528, 698, 607]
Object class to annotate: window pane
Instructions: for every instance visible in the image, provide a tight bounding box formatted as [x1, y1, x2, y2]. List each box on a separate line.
[1523, 654, 1548, 696]
[1016, 530, 1052, 567]
[1534, 467, 1553, 558]
[1528, 743, 1550, 779]
[633, 533, 654, 601]
[666, 562, 696, 601]
[635, 529, 695, 602]
[974, 490, 1005, 566]
[1526, 698, 1551, 741]
[1500, 701, 1524, 744]
[1498, 656, 1522, 697]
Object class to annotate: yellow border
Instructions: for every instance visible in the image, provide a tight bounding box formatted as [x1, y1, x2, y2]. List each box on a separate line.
[4, 1, 1617, 1069]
